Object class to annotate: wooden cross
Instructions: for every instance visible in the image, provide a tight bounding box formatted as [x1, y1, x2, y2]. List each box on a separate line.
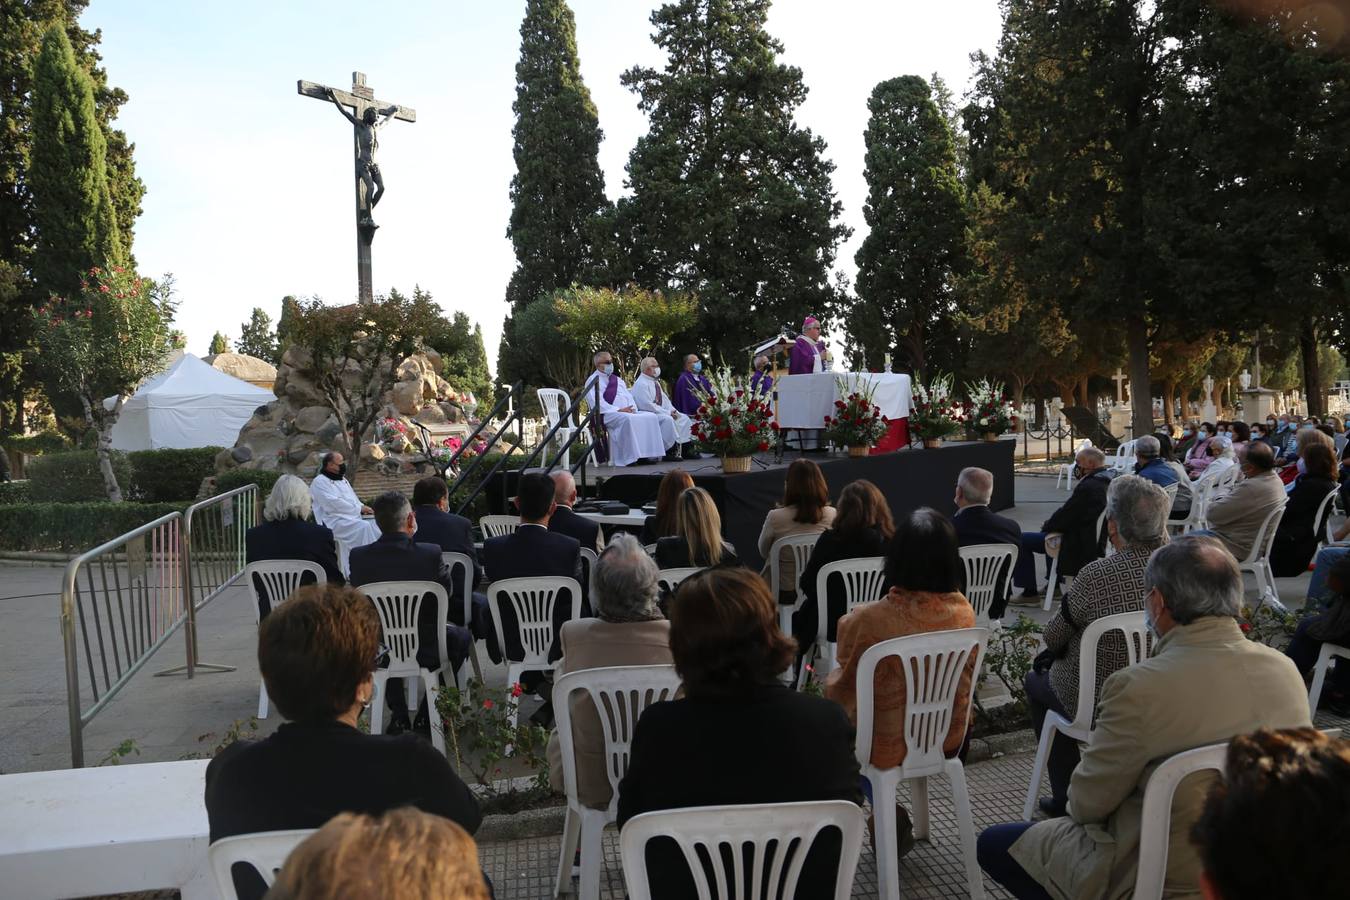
[297, 72, 416, 303]
[1111, 368, 1128, 404]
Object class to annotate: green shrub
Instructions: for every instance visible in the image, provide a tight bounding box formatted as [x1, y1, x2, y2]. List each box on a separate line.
[2, 431, 72, 457]
[0, 502, 188, 552]
[215, 468, 282, 497]
[28, 450, 134, 502]
[128, 447, 223, 502]
[0, 482, 30, 504]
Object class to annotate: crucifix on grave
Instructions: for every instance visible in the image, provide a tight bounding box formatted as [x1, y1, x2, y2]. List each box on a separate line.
[1111, 368, 1129, 406]
[297, 72, 416, 303]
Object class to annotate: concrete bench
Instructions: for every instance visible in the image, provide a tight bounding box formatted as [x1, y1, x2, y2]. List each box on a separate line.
[0, 759, 212, 899]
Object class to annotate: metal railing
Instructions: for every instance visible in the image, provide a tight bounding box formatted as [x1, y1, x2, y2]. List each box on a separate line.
[1019, 423, 1081, 463]
[61, 512, 185, 768]
[60, 485, 258, 767]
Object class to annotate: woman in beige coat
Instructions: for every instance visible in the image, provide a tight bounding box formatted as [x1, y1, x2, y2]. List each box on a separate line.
[757, 458, 835, 601]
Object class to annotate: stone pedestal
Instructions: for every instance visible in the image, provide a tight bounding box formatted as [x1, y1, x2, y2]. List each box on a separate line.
[1241, 389, 1279, 424]
[1108, 404, 1133, 441]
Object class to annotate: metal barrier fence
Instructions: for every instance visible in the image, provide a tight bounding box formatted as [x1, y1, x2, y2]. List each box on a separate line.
[1019, 423, 1082, 463]
[59, 485, 258, 767]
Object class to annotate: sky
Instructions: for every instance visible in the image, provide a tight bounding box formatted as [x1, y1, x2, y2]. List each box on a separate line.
[81, 0, 1004, 378]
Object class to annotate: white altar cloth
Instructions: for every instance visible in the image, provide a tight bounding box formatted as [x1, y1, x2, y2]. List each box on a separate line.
[774, 373, 912, 429]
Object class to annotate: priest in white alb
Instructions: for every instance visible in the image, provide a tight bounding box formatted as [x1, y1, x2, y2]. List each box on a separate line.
[309, 451, 379, 575]
[631, 356, 700, 460]
[583, 351, 679, 467]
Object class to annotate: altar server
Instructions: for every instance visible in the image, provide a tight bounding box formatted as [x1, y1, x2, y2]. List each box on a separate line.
[789, 317, 831, 374]
[309, 451, 380, 575]
[584, 352, 679, 467]
[750, 354, 773, 396]
[632, 357, 700, 460]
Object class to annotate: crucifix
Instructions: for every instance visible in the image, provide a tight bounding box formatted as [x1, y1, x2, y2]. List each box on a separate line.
[1111, 368, 1128, 405]
[297, 72, 416, 303]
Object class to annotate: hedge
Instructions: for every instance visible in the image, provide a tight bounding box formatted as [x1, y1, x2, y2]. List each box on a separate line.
[2, 431, 72, 457]
[215, 468, 282, 497]
[127, 447, 223, 502]
[0, 481, 30, 504]
[0, 502, 189, 552]
[28, 450, 134, 503]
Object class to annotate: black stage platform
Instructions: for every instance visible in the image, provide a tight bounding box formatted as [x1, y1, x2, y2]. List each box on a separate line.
[593, 442, 1015, 570]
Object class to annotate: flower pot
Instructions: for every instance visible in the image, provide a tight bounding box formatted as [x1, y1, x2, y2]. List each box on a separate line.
[720, 455, 752, 473]
[922, 438, 942, 449]
[982, 432, 1000, 443]
[847, 445, 871, 458]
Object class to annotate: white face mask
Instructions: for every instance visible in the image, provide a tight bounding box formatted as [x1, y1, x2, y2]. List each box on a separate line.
[601, 363, 614, 375]
[650, 367, 661, 378]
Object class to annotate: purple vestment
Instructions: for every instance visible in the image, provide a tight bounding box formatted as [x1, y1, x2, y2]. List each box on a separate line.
[789, 336, 825, 374]
[750, 369, 773, 396]
[674, 371, 710, 416]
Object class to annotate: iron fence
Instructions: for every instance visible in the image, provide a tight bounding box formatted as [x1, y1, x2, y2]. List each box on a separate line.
[1018, 422, 1082, 464]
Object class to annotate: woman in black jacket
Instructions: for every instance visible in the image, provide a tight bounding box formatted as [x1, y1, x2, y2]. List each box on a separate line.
[654, 486, 740, 569]
[794, 479, 894, 650]
[1272, 443, 1340, 576]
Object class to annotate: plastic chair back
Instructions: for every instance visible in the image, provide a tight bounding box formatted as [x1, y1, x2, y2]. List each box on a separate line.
[359, 580, 449, 675]
[555, 665, 682, 818]
[580, 547, 598, 591]
[1071, 611, 1152, 734]
[768, 532, 822, 605]
[958, 544, 1018, 625]
[1240, 501, 1287, 567]
[1132, 743, 1227, 900]
[620, 800, 866, 900]
[657, 566, 702, 596]
[486, 576, 584, 668]
[1313, 487, 1341, 552]
[243, 560, 327, 622]
[854, 627, 989, 779]
[209, 829, 315, 899]
[538, 387, 570, 429]
[441, 551, 475, 631]
[480, 514, 521, 538]
[814, 556, 887, 632]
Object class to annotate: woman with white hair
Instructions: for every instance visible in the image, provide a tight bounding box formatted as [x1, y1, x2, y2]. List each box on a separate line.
[1194, 434, 1239, 487]
[244, 474, 345, 618]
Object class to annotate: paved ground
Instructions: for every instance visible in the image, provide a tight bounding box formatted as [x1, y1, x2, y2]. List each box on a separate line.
[0, 472, 1333, 774]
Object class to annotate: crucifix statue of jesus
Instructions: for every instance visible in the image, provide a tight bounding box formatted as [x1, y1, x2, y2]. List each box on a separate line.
[297, 72, 416, 303]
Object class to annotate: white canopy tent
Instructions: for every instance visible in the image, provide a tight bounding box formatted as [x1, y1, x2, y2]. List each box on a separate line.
[104, 354, 274, 451]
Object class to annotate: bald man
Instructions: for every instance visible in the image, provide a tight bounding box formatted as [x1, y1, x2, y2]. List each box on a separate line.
[631, 356, 699, 460]
[584, 351, 679, 466]
[547, 471, 604, 552]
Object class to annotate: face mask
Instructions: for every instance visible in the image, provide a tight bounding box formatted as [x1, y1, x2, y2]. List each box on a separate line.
[323, 463, 346, 480]
[601, 363, 614, 375]
[1198, 430, 1208, 438]
[651, 367, 661, 378]
[1143, 600, 1157, 637]
[1182, 429, 1192, 437]
[692, 361, 703, 373]
[1267, 420, 1276, 428]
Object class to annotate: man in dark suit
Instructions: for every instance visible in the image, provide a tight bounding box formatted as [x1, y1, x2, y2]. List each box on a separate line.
[482, 472, 585, 721]
[548, 470, 603, 552]
[1012, 447, 1111, 598]
[349, 491, 472, 735]
[410, 476, 499, 663]
[244, 473, 345, 619]
[951, 466, 1023, 619]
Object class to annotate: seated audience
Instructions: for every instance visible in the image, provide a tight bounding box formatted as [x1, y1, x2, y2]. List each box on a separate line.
[1273, 414, 1301, 462]
[977, 536, 1310, 900]
[1132, 435, 1178, 489]
[654, 486, 739, 569]
[825, 508, 978, 850]
[481, 472, 584, 717]
[1194, 435, 1238, 486]
[617, 567, 863, 899]
[795, 479, 895, 651]
[1285, 553, 1350, 709]
[1024, 475, 1170, 816]
[245, 474, 344, 620]
[1249, 420, 1275, 451]
[410, 476, 498, 663]
[548, 470, 603, 552]
[1271, 443, 1339, 577]
[1013, 447, 1111, 597]
[266, 808, 489, 900]
[638, 468, 693, 545]
[204, 584, 481, 900]
[1173, 421, 1200, 460]
[349, 491, 472, 735]
[1205, 442, 1286, 561]
[950, 466, 1021, 620]
[1184, 422, 1218, 478]
[757, 457, 836, 601]
[546, 534, 673, 809]
[1227, 421, 1250, 455]
[308, 451, 379, 575]
[1191, 728, 1350, 900]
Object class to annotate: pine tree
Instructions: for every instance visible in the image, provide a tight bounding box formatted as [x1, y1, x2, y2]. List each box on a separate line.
[275, 295, 300, 360]
[235, 307, 279, 363]
[209, 331, 229, 356]
[853, 76, 967, 378]
[29, 24, 121, 300]
[620, 0, 847, 359]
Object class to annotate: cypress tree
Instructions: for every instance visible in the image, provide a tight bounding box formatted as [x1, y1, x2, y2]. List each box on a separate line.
[29, 23, 121, 299]
[620, 0, 847, 360]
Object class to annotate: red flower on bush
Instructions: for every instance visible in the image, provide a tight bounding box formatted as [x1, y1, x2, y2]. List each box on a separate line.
[1239, 622, 1252, 633]
[510, 682, 524, 698]
[482, 699, 495, 710]
[746, 424, 758, 434]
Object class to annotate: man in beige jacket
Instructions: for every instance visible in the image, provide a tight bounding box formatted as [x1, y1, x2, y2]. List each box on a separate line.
[1204, 441, 1286, 560]
[977, 535, 1310, 900]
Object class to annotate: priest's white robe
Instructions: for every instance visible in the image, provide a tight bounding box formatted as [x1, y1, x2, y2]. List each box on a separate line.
[631, 373, 691, 444]
[584, 371, 669, 467]
[310, 473, 379, 575]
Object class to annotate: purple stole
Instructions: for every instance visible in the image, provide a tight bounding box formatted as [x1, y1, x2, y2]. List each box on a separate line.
[751, 370, 772, 395]
[602, 372, 619, 404]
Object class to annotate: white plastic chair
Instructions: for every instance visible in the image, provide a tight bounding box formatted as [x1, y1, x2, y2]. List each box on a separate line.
[243, 560, 327, 719]
[1131, 742, 1228, 900]
[1308, 642, 1350, 715]
[539, 387, 598, 469]
[959, 544, 1018, 627]
[209, 828, 315, 899]
[1313, 487, 1341, 553]
[1042, 510, 1108, 611]
[553, 665, 682, 900]
[619, 800, 866, 900]
[1236, 501, 1287, 601]
[797, 556, 887, 688]
[1022, 611, 1152, 820]
[485, 576, 584, 726]
[479, 514, 521, 539]
[855, 627, 990, 900]
[441, 551, 481, 687]
[768, 533, 823, 678]
[1109, 440, 1139, 476]
[657, 566, 701, 597]
[360, 580, 450, 754]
